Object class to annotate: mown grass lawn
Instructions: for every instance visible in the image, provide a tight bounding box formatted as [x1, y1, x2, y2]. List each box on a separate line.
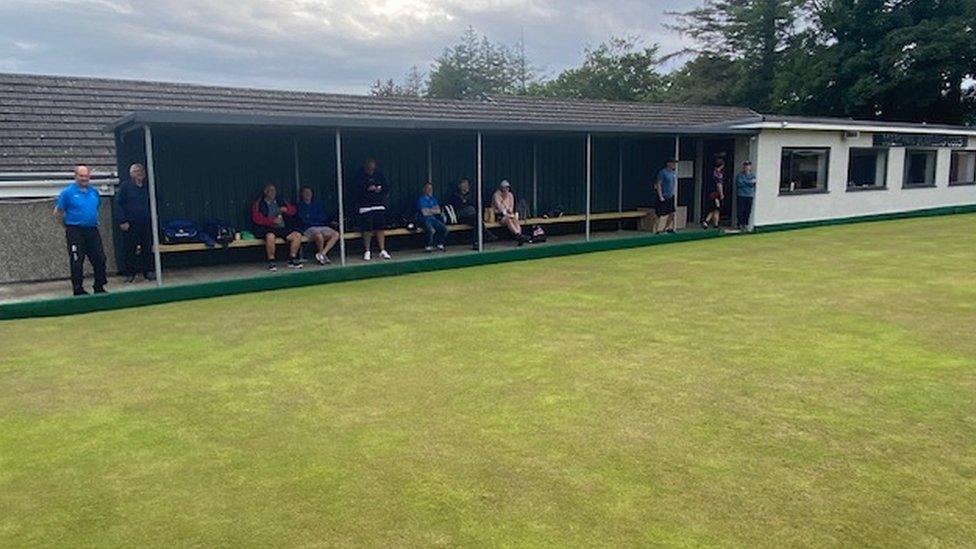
[1, 215, 975, 547]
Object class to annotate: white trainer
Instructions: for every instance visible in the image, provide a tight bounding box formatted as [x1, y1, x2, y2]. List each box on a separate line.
[363, 250, 372, 261]
[379, 249, 392, 260]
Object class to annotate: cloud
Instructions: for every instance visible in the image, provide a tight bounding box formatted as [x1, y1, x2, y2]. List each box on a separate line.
[0, 0, 696, 93]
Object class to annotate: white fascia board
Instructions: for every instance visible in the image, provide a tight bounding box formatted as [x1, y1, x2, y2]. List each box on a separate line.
[732, 121, 976, 136]
[0, 178, 118, 199]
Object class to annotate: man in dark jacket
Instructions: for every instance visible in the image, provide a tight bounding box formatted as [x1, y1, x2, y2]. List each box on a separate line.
[251, 184, 303, 271]
[354, 158, 391, 261]
[449, 178, 480, 250]
[114, 163, 156, 282]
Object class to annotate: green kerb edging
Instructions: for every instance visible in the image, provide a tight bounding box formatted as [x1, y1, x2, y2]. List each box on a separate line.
[3, 203, 974, 321]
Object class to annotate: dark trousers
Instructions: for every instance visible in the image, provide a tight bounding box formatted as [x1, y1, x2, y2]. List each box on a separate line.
[121, 222, 154, 276]
[65, 226, 107, 292]
[737, 196, 754, 228]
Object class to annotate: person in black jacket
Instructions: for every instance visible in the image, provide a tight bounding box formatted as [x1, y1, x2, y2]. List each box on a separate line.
[449, 178, 480, 250]
[354, 158, 392, 261]
[114, 163, 156, 282]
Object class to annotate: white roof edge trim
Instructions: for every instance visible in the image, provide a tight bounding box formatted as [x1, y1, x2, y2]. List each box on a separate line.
[732, 121, 976, 136]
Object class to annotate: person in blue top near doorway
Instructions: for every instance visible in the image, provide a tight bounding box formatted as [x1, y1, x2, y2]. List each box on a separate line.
[417, 182, 449, 252]
[115, 163, 156, 283]
[55, 165, 108, 296]
[655, 158, 678, 234]
[701, 158, 725, 230]
[735, 160, 757, 231]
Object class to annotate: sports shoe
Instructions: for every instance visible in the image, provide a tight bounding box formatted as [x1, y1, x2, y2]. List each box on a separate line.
[144, 271, 157, 281]
[124, 274, 136, 283]
[315, 252, 330, 265]
[267, 262, 277, 272]
[379, 250, 392, 260]
[701, 221, 709, 230]
[363, 250, 371, 261]
[424, 246, 433, 253]
[288, 258, 303, 269]
[436, 245, 446, 252]
[666, 229, 676, 234]
[73, 288, 89, 296]
[94, 286, 107, 294]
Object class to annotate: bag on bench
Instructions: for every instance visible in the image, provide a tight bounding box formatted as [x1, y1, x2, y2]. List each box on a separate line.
[162, 219, 200, 244]
[202, 218, 236, 247]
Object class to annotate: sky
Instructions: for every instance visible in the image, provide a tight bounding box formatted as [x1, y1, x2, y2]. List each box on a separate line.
[0, 0, 698, 94]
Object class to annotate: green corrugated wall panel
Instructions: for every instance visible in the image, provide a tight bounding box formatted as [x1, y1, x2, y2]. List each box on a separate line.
[153, 128, 297, 231]
[483, 134, 533, 207]
[295, 133, 338, 213]
[592, 137, 622, 213]
[430, 133, 477, 198]
[537, 135, 586, 214]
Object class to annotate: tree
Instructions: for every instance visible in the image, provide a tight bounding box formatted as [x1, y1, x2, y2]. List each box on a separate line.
[667, 0, 807, 111]
[529, 37, 666, 101]
[426, 27, 535, 99]
[370, 65, 426, 97]
[774, 0, 976, 123]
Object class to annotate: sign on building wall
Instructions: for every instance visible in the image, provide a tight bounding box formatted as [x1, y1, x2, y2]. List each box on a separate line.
[872, 133, 968, 148]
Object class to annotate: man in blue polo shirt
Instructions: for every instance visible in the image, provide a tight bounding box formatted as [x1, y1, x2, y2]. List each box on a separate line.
[55, 165, 108, 295]
[655, 158, 679, 233]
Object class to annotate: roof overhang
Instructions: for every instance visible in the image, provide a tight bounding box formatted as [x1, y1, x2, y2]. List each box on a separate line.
[109, 110, 762, 137]
[732, 120, 976, 136]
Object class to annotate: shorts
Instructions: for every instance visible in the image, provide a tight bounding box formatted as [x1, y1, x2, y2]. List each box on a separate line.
[706, 194, 722, 212]
[254, 226, 300, 239]
[304, 226, 339, 239]
[360, 209, 387, 232]
[656, 196, 676, 216]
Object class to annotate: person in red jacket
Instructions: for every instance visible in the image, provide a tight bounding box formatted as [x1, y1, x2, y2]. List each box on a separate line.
[252, 184, 303, 271]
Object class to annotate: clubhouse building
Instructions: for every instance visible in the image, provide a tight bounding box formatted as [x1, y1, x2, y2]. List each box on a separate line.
[1, 72, 975, 288]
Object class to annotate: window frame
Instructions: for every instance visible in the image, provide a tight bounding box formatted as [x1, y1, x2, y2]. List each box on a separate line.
[948, 150, 976, 186]
[902, 148, 939, 189]
[846, 147, 889, 191]
[779, 147, 831, 196]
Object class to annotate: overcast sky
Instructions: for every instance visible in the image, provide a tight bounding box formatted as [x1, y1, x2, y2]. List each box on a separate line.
[0, 0, 698, 94]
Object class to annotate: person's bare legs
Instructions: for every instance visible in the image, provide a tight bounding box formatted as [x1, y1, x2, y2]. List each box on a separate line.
[363, 232, 373, 252]
[667, 213, 676, 232]
[323, 231, 339, 255]
[264, 233, 276, 260]
[288, 232, 302, 257]
[313, 232, 326, 253]
[376, 230, 386, 251]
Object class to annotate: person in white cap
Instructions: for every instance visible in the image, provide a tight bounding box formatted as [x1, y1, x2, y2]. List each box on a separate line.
[491, 180, 529, 245]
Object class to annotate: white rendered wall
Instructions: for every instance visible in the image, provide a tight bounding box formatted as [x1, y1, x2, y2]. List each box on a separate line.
[752, 129, 976, 226]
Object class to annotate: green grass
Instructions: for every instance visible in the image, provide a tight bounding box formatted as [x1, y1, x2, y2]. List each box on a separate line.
[2, 215, 975, 547]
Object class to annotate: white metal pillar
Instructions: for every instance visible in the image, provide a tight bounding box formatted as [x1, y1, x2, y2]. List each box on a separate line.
[335, 129, 346, 266]
[585, 133, 592, 241]
[477, 131, 484, 252]
[293, 137, 301, 196]
[143, 125, 163, 286]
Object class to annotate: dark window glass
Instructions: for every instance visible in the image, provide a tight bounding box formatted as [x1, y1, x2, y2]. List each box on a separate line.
[780, 148, 830, 193]
[904, 149, 937, 187]
[847, 148, 887, 188]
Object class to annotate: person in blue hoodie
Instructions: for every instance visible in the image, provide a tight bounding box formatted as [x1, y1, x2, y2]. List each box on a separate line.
[114, 163, 156, 282]
[297, 186, 340, 265]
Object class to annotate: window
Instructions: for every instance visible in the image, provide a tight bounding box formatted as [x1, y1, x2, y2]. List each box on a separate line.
[847, 148, 888, 189]
[903, 149, 937, 187]
[780, 148, 830, 194]
[949, 150, 976, 185]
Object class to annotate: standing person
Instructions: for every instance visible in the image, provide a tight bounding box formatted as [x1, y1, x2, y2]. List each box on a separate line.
[55, 165, 108, 295]
[355, 158, 392, 261]
[417, 182, 449, 252]
[251, 184, 303, 271]
[702, 158, 725, 229]
[735, 160, 757, 231]
[115, 163, 156, 282]
[492, 180, 529, 245]
[449, 178, 480, 250]
[655, 158, 678, 234]
[297, 186, 340, 265]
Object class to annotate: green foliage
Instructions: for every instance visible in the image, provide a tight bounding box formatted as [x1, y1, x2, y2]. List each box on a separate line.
[529, 38, 666, 102]
[370, 65, 426, 98]
[773, 0, 976, 123]
[425, 27, 534, 99]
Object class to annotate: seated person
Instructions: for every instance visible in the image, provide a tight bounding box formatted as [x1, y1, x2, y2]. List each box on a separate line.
[449, 178, 480, 250]
[417, 182, 449, 252]
[251, 183, 303, 271]
[492, 180, 529, 245]
[297, 186, 340, 265]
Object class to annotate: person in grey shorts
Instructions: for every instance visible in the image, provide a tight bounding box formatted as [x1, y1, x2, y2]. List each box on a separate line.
[297, 186, 340, 265]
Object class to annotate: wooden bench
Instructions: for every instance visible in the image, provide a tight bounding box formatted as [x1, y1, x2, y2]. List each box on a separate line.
[158, 210, 649, 254]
